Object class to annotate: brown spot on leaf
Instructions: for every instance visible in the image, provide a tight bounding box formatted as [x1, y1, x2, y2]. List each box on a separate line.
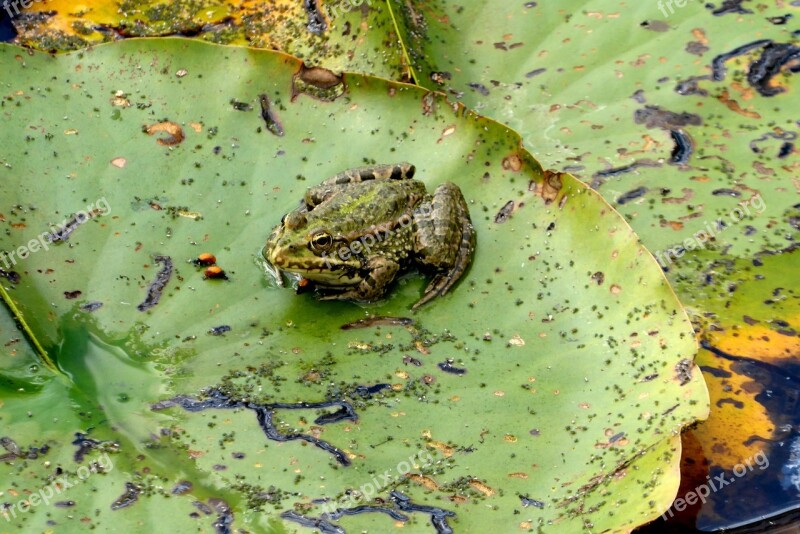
[292, 64, 344, 102]
[537, 170, 564, 204]
[717, 89, 761, 119]
[146, 122, 184, 146]
[406, 474, 439, 490]
[502, 153, 522, 172]
[469, 479, 495, 496]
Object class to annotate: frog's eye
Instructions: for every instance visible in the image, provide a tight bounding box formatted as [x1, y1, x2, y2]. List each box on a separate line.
[309, 231, 333, 252]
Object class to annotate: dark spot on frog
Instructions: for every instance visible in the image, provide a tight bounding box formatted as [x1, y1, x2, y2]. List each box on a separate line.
[110, 482, 140, 510]
[54, 501, 75, 508]
[591, 272, 605, 285]
[64, 290, 81, 299]
[208, 325, 231, 336]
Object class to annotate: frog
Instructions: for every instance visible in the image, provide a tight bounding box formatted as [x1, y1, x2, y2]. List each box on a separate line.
[263, 163, 475, 309]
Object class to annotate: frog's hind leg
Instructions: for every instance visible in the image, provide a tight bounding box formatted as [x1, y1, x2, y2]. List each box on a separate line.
[413, 182, 475, 309]
[306, 163, 416, 208]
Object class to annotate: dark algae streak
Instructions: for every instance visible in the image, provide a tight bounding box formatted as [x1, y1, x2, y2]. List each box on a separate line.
[136, 255, 173, 312]
[152, 388, 357, 466]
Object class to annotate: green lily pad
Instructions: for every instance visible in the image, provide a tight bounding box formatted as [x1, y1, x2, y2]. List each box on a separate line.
[0, 39, 707, 532]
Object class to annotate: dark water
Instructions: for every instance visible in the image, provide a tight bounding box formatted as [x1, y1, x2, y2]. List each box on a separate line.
[0, 2, 17, 42]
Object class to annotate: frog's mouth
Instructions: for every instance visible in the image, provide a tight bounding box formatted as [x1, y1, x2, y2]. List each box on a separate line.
[265, 247, 362, 287]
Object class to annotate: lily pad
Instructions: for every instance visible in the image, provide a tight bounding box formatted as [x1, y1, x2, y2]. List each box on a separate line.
[0, 39, 707, 532]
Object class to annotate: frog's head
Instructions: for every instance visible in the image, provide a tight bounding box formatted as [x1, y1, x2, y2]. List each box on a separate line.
[263, 208, 363, 286]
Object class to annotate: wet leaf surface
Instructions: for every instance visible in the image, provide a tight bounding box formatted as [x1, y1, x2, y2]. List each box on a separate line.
[0, 39, 707, 532]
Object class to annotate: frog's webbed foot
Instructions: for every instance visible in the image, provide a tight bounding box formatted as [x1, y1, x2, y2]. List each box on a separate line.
[319, 259, 400, 303]
[305, 163, 416, 207]
[412, 182, 475, 310]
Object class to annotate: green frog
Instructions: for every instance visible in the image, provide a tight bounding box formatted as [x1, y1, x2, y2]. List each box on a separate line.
[263, 163, 475, 309]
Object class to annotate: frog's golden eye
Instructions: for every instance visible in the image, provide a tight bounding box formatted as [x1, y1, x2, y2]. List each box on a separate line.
[309, 231, 333, 252]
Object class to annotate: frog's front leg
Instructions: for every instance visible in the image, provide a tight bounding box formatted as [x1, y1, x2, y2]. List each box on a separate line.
[305, 163, 416, 208]
[413, 182, 475, 309]
[319, 257, 400, 302]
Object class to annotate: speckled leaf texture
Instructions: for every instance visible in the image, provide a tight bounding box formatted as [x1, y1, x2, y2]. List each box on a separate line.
[386, 0, 800, 528]
[0, 40, 706, 532]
